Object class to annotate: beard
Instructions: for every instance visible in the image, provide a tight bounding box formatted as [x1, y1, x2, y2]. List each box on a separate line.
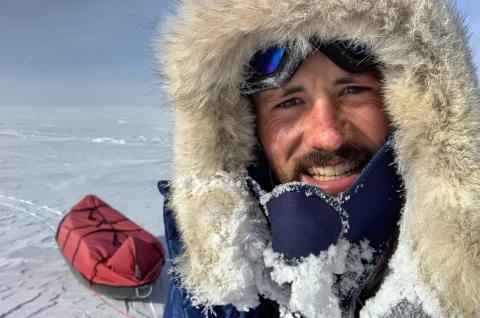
[272, 144, 374, 184]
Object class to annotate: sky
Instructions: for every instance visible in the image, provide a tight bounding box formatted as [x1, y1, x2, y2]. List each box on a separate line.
[0, 0, 176, 107]
[1, 0, 480, 107]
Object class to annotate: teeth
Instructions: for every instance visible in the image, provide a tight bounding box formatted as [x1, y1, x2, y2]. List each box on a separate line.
[308, 161, 360, 178]
[312, 175, 340, 181]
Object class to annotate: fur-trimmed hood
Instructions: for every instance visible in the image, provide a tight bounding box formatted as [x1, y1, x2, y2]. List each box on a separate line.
[157, 0, 480, 316]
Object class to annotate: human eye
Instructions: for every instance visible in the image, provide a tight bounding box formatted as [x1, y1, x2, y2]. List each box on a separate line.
[275, 97, 302, 109]
[343, 86, 370, 94]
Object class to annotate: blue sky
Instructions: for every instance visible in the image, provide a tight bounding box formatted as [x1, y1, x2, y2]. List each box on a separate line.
[1, 0, 480, 106]
[1, 0, 175, 107]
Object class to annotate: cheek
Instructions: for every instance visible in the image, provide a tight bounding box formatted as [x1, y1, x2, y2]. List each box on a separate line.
[257, 115, 295, 163]
[348, 106, 391, 150]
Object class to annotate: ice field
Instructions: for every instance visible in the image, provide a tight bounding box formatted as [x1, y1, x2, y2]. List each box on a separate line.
[0, 105, 173, 317]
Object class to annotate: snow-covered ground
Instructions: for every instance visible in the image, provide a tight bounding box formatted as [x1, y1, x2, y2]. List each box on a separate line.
[0, 105, 173, 317]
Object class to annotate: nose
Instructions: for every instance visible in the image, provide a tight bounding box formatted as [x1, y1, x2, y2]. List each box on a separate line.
[302, 95, 345, 152]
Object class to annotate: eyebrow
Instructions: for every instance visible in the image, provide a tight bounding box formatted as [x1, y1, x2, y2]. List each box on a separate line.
[334, 76, 355, 85]
[281, 85, 304, 97]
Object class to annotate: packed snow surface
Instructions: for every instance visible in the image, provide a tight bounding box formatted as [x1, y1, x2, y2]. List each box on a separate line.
[0, 105, 173, 317]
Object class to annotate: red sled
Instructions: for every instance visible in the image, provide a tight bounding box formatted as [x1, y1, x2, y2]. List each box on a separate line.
[56, 195, 165, 300]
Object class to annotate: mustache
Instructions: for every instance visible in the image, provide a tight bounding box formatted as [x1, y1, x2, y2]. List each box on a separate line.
[292, 145, 373, 179]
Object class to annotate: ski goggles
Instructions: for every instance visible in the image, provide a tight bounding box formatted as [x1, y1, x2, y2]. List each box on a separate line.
[240, 40, 378, 95]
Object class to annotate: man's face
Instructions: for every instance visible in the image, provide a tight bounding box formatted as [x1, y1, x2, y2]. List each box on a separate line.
[253, 52, 390, 195]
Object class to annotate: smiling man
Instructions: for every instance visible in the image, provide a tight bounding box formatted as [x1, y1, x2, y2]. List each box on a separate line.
[253, 50, 390, 195]
[158, 0, 480, 317]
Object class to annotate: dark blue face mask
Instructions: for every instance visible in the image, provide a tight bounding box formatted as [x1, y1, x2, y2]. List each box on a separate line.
[247, 138, 403, 312]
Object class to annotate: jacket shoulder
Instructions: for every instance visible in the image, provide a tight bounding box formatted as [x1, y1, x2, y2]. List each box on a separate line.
[157, 181, 279, 318]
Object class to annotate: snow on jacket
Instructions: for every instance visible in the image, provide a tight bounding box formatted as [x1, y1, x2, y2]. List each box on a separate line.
[159, 181, 280, 317]
[156, 0, 480, 316]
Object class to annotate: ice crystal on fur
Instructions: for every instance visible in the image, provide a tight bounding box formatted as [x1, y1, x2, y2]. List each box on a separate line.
[262, 239, 375, 318]
[361, 241, 445, 318]
[171, 172, 270, 310]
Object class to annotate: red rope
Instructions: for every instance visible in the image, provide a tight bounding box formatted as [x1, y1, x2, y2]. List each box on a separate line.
[88, 284, 139, 318]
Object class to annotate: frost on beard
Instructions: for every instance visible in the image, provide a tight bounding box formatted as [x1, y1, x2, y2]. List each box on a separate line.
[261, 239, 376, 318]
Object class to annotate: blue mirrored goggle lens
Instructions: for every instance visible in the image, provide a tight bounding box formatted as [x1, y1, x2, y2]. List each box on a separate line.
[249, 46, 286, 76]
